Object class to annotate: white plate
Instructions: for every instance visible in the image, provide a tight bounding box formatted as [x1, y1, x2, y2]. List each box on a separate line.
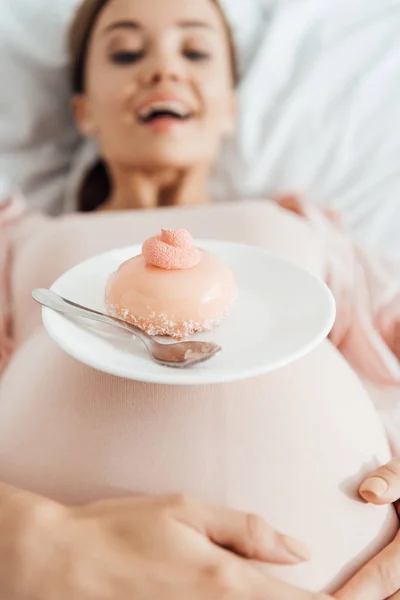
[42, 241, 336, 385]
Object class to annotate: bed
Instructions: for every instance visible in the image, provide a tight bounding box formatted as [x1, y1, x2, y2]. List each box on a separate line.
[1, 0, 400, 258]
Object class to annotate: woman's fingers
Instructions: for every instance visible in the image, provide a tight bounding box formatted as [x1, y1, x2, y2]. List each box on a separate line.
[359, 458, 400, 504]
[204, 503, 311, 565]
[169, 495, 311, 565]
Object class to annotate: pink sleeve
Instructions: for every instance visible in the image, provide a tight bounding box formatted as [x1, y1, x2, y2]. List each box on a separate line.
[278, 195, 400, 387]
[0, 190, 28, 376]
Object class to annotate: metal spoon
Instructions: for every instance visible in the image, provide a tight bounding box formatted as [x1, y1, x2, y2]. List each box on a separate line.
[32, 289, 221, 369]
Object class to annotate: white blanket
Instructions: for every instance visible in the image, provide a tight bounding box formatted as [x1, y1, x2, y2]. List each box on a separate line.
[0, 0, 81, 213]
[215, 0, 400, 259]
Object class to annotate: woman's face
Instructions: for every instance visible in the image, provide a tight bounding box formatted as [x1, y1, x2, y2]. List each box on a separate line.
[75, 0, 236, 171]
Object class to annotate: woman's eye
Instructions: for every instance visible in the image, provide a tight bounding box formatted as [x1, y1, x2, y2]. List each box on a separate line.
[184, 50, 210, 62]
[110, 51, 145, 65]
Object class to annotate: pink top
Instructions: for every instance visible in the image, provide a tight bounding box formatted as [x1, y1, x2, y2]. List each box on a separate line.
[1, 193, 400, 459]
[0, 196, 399, 593]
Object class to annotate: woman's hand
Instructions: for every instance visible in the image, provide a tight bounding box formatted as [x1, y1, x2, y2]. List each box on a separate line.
[0, 484, 331, 600]
[335, 458, 400, 600]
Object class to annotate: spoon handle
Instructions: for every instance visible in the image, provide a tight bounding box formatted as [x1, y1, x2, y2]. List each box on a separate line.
[32, 289, 149, 340]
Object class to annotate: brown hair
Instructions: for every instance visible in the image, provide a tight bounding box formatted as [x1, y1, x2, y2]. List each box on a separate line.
[68, 0, 239, 211]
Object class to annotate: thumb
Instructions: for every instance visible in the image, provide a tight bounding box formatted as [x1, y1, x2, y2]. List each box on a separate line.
[175, 497, 311, 565]
[359, 458, 400, 504]
[335, 529, 400, 600]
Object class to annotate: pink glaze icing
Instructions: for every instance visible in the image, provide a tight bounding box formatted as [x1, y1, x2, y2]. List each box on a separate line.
[105, 233, 237, 339]
[142, 229, 200, 270]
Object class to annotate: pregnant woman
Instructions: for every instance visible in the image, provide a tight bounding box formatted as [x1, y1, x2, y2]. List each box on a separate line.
[1, 0, 400, 596]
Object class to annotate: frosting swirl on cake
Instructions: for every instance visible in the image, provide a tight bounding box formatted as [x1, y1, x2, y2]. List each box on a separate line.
[142, 229, 200, 270]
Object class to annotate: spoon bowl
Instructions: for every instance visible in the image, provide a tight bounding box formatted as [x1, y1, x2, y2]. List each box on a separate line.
[32, 289, 222, 369]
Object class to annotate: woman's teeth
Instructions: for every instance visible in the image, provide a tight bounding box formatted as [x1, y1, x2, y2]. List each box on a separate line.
[138, 100, 191, 122]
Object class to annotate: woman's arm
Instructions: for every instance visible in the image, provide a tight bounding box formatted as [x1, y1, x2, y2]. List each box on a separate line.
[0, 482, 330, 600]
[278, 194, 400, 387]
[0, 188, 30, 375]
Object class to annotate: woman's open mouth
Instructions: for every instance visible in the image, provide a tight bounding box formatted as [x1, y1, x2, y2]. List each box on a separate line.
[137, 99, 194, 130]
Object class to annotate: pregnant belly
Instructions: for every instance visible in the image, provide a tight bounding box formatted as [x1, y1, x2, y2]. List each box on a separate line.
[0, 332, 397, 593]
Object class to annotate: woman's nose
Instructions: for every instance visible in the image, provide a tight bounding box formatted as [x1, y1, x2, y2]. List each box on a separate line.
[139, 54, 183, 86]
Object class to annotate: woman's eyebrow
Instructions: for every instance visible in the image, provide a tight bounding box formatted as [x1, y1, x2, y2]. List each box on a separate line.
[102, 19, 216, 35]
[177, 20, 215, 30]
[103, 21, 142, 35]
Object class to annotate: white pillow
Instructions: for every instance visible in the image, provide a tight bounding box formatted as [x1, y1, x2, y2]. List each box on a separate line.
[219, 0, 267, 71]
[0, 0, 81, 214]
[217, 0, 400, 259]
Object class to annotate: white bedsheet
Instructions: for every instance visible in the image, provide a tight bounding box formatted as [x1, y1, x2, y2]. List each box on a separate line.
[213, 0, 400, 259]
[0, 0, 81, 213]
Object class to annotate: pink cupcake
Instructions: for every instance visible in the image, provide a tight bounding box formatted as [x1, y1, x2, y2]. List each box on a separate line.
[105, 229, 236, 339]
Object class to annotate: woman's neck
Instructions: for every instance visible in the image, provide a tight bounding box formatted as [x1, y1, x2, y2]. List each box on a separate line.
[101, 165, 211, 211]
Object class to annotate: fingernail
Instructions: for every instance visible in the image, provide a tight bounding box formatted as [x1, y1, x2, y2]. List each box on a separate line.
[282, 535, 311, 562]
[360, 477, 388, 498]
